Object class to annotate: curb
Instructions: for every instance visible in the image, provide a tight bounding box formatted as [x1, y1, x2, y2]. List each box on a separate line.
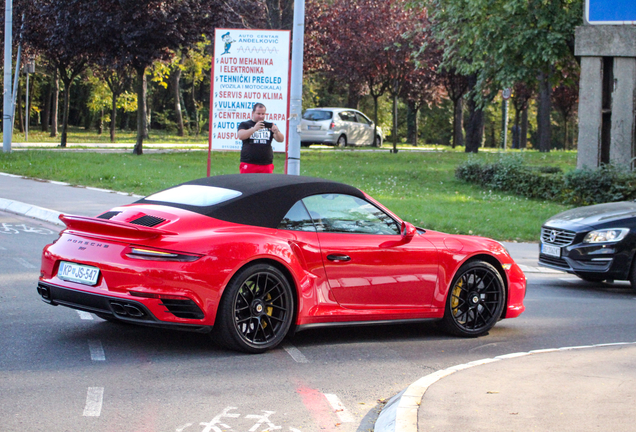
[0, 197, 63, 226]
[373, 341, 636, 432]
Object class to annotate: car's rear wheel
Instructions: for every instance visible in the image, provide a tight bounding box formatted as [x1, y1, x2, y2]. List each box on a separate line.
[374, 135, 382, 147]
[337, 135, 347, 148]
[214, 263, 294, 353]
[438, 261, 505, 337]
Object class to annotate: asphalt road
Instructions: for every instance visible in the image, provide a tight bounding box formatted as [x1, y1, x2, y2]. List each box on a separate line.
[2, 210, 636, 432]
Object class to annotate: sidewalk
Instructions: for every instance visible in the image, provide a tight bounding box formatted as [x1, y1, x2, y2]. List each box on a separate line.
[5, 173, 630, 432]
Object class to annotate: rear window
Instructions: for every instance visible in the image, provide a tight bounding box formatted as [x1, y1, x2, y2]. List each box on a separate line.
[145, 185, 242, 207]
[303, 110, 333, 121]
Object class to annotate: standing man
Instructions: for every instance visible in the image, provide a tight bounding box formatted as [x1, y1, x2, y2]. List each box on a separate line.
[237, 103, 285, 173]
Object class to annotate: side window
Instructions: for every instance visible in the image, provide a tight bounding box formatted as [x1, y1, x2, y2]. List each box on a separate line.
[301, 194, 401, 235]
[355, 113, 371, 125]
[278, 201, 317, 232]
[339, 111, 354, 122]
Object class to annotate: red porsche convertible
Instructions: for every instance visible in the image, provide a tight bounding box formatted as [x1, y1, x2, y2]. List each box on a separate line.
[38, 174, 526, 353]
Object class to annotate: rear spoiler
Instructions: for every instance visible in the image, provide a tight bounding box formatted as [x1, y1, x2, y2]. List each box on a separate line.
[59, 214, 176, 240]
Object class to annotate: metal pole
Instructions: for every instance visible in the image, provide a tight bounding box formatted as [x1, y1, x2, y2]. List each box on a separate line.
[25, 68, 29, 141]
[3, 0, 13, 152]
[286, 0, 305, 176]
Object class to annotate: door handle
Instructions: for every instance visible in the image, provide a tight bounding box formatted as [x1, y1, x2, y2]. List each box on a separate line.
[327, 254, 351, 262]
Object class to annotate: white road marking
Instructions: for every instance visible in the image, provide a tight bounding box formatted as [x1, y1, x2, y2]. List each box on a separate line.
[0, 245, 6, 250]
[323, 393, 355, 423]
[282, 342, 308, 363]
[83, 387, 104, 417]
[88, 340, 106, 361]
[13, 257, 35, 269]
[77, 311, 94, 320]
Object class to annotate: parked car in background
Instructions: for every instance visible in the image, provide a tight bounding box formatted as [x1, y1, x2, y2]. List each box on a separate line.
[299, 108, 383, 148]
[539, 201, 636, 289]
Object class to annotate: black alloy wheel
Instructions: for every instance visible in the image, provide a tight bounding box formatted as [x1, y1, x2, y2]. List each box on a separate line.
[214, 263, 294, 353]
[438, 261, 506, 337]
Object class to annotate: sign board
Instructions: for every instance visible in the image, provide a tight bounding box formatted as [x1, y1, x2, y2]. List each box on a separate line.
[209, 29, 291, 153]
[586, 0, 636, 24]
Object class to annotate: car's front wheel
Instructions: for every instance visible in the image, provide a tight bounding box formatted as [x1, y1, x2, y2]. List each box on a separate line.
[438, 261, 506, 337]
[213, 263, 294, 353]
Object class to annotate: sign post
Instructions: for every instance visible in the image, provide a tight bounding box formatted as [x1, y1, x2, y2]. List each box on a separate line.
[208, 29, 291, 176]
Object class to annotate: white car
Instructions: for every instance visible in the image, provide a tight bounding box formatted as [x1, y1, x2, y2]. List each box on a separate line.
[299, 108, 383, 147]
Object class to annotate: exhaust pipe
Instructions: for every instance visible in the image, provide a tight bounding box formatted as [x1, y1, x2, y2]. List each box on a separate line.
[123, 305, 145, 318]
[110, 301, 145, 318]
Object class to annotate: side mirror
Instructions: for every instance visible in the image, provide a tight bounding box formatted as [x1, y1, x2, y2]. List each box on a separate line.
[401, 221, 417, 242]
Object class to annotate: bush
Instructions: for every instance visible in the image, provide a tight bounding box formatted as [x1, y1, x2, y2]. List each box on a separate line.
[562, 165, 636, 206]
[456, 157, 636, 205]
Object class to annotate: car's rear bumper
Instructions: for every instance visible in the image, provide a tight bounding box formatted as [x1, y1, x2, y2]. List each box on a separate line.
[37, 281, 211, 333]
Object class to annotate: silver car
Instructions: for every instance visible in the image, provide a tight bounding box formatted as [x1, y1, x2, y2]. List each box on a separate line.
[299, 108, 383, 147]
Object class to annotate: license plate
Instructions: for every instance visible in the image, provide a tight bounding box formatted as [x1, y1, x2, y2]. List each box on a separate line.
[308, 125, 321, 130]
[58, 261, 100, 286]
[541, 243, 561, 258]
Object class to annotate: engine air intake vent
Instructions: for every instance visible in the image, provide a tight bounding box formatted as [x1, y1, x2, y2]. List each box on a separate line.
[97, 211, 121, 220]
[160, 299, 204, 319]
[130, 215, 166, 227]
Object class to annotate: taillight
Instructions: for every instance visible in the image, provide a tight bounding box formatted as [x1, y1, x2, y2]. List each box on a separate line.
[329, 122, 335, 129]
[126, 247, 202, 262]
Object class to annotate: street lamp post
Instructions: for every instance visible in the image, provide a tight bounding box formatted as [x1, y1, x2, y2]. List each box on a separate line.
[3, 0, 13, 153]
[286, 0, 305, 176]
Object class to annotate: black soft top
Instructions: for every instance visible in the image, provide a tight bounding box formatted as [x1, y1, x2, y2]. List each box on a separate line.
[136, 174, 365, 228]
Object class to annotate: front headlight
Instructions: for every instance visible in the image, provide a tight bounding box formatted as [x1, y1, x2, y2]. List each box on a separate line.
[583, 228, 629, 244]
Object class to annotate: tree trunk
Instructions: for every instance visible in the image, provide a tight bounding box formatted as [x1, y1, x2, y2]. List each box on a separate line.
[391, 89, 398, 153]
[60, 77, 72, 148]
[521, 108, 528, 149]
[191, 81, 200, 137]
[563, 115, 569, 150]
[465, 96, 484, 153]
[133, 66, 147, 155]
[346, 85, 360, 110]
[50, 70, 59, 137]
[172, 65, 184, 137]
[16, 80, 24, 133]
[406, 101, 418, 146]
[372, 94, 380, 147]
[512, 105, 520, 149]
[110, 91, 119, 143]
[42, 80, 51, 132]
[452, 96, 463, 148]
[537, 70, 552, 152]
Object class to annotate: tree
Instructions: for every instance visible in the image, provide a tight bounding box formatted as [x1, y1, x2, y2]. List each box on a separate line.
[428, 0, 582, 152]
[90, 0, 232, 154]
[306, 0, 437, 149]
[439, 68, 469, 148]
[23, 0, 98, 147]
[401, 52, 444, 146]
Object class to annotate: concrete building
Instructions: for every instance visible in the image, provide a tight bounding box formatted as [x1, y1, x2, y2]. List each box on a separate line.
[575, 25, 636, 169]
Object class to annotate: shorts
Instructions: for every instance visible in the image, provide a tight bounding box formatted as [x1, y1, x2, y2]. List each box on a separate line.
[240, 163, 274, 174]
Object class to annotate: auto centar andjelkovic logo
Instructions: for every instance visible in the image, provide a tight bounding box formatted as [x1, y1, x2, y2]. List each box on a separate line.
[211, 29, 290, 152]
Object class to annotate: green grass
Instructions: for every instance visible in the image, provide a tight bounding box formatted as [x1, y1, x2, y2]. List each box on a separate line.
[0, 148, 577, 242]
